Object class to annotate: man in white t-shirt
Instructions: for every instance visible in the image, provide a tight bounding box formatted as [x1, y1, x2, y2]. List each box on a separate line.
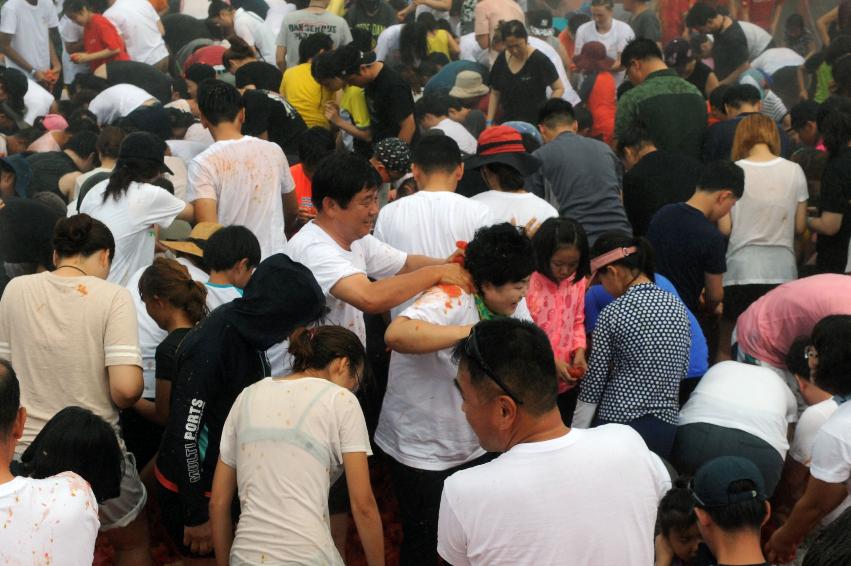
[381, 224, 540, 565]
[88, 84, 159, 126]
[208, 1, 277, 64]
[188, 80, 297, 260]
[285, 151, 471, 348]
[0, 0, 61, 83]
[413, 94, 479, 156]
[104, 0, 169, 69]
[374, 135, 491, 317]
[438, 318, 670, 566]
[275, 0, 352, 69]
[0, 359, 101, 565]
[574, 0, 635, 83]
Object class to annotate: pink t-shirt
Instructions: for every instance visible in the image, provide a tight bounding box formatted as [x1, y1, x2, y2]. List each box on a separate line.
[27, 132, 61, 153]
[526, 271, 587, 393]
[736, 274, 851, 368]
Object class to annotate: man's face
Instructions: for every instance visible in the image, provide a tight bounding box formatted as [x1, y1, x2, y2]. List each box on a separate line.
[709, 191, 737, 221]
[447, 106, 470, 124]
[456, 364, 502, 452]
[213, 10, 234, 31]
[481, 277, 530, 316]
[334, 186, 380, 240]
[795, 122, 819, 147]
[344, 68, 369, 88]
[667, 524, 702, 562]
[590, 6, 611, 27]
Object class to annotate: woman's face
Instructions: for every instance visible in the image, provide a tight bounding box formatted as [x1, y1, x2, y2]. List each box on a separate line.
[481, 276, 530, 316]
[598, 264, 631, 298]
[549, 245, 581, 283]
[329, 358, 364, 392]
[504, 36, 528, 59]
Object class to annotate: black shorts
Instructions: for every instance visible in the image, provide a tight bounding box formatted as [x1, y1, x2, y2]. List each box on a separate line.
[723, 284, 778, 322]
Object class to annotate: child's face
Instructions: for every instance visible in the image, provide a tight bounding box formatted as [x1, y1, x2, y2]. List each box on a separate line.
[550, 244, 581, 282]
[667, 524, 702, 562]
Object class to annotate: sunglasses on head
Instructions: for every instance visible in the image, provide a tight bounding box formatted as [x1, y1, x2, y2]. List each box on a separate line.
[464, 326, 523, 405]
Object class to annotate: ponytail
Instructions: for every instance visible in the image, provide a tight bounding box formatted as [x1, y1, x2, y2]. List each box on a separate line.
[288, 325, 366, 376]
[590, 231, 655, 281]
[102, 158, 162, 202]
[138, 258, 209, 324]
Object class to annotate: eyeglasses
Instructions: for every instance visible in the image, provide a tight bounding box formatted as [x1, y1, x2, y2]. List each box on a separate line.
[464, 326, 523, 405]
[805, 345, 818, 361]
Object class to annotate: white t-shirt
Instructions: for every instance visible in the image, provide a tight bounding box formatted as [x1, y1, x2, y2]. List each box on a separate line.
[801, 398, 851, 525]
[80, 180, 187, 286]
[59, 16, 88, 84]
[234, 8, 277, 64]
[373, 190, 492, 316]
[0, 473, 100, 565]
[724, 158, 808, 286]
[811, 401, 851, 519]
[187, 136, 294, 259]
[285, 221, 407, 346]
[375, 286, 532, 471]
[0, 0, 58, 72]
[265, 0, 296, 38]
[459, 32, 489, 67]
[472, 190, 558, 228]
[166, 139, 211, 167]
[679, 360, 797, 459]
[88, 84, 156, 126]
[125, 257, 207, 398]
[179, 0, 209, 19]
[23, 78, 55, 125]
[437, 426, 670, 566]
[751, 47, 805, 77]
[184, 122, 215, 144]
[574, 20, 635, 83]
[739, 21, 772, 61]
[375, 23, 403, 64]
[205, 282, 242, 310]
[528, 36, 581, 105]
[433, 118, 478, 155]
[219, 377, 371, 565]
[104, 0, 169, 65]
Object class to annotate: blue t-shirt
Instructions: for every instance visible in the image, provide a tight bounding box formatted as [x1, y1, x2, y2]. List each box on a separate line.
[585, 274, 709, 379]
[423, 60, 489, 97]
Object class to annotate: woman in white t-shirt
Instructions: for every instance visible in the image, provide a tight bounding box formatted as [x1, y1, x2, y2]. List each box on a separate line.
[574, 0, 635, 83]
[766, 315, 851, 563]
[719, 113, 808, 323]
[209, 325, 384, 566]
[81, 131, 193, 286]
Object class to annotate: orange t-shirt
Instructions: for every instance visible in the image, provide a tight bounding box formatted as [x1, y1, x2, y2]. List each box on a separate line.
[291, 163, 316, 216]
[587, 71, 616, 144]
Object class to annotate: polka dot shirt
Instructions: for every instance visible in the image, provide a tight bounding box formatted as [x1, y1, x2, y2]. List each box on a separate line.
[579, 282, 691, 425]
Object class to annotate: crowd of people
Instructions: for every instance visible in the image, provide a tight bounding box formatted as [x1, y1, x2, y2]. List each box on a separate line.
[1, 0, 851, 564]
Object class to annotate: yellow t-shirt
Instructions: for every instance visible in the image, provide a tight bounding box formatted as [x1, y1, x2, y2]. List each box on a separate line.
[280, 63, 333, 129]
[426, 29, 451, 58]
[340, 86, 370, 128]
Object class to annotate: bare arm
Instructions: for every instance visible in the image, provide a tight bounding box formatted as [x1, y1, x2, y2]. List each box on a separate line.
[808, 211, 843, 236]
[476, 33, 489, 50]
[703, 272, 724, 313]
[717, 213, 732, 236]
[487, 88, 500, 122]
[385, 316, 472, 353]
[398, 114, 415, 144]
[283, 190, 298, 234]
[704, 72, 719, 97]
[330, 264, 468, 314]
[397, 253, 447, 274]
[276, 46, 287, 70]
[550, 78, 565, 99]
[73, 48, 121, 62]
[48, 28, 62, 75]
[327, 107, 373, 141]
[192, 198, 218, 223]
[817, 7, 838, 47]
[177, 202, 195, 222]
[770, 0, 785, 36]
[107, 364, 144, 409]
[773, 459, 810, 522]
[794, 201, 808, 235]
[209, 459, 237, 566]
[344, 452, 385, 566]
[132, 398, 162, 425]
[446, 33, 460, 58]
[157, 18, 165, 36]
[0, 32, 35, 72]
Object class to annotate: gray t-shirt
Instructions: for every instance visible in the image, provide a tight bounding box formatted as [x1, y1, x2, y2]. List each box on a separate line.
[629, 10, 661, 43]
[276, 9, 353, 68]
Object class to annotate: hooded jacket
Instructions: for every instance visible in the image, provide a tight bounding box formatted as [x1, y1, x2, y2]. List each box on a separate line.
[155, 254, 325, 526]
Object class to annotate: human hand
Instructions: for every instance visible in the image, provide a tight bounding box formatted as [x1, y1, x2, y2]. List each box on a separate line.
[70, 52, 88, 63]
[571, 349, 587, 373]
[323, 101, 340, 123]
[764, 527, 798, 564]
[297, 205, 316, 222]
[446, 240, 468, 266]
[183, 522, 214, 556]
[654, 533, 674, 566]
[434, 263, 473, 293]
[555, 358, 578, 387]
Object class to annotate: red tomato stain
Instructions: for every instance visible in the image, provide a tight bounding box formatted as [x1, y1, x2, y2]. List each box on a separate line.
[76, 284, 88, 296]
[438, 284, 462, 298]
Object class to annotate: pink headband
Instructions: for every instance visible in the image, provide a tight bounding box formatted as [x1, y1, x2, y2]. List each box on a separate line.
[589, 246, 638, 280]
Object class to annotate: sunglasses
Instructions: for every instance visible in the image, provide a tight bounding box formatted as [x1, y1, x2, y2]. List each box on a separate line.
[464, 326, 523, 405]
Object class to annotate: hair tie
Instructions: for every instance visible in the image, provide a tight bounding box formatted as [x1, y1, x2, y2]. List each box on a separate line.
[308, 327, 318, 339]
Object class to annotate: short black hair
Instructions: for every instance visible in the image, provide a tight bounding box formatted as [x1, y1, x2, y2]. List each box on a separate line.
[657, 483, 697, 537]
[414, 91, 455, 120]
[464, 223, 536, 290]
[483, 162, 525, 190]
[620, 38, 663, 68]
[568, 12, 590, 35]
[686, 3, 718, 28]
[573, 103, 593, 130]
[591, 232, 655, 280]
[298, 32, 333, 64]
[709, 83, 731, 112]
[811, 315, 851, 396]
[817, 96, 851, 158]
[19, 406, 124, 503]
[65, 131, 98, 159]
[311, 50, 339, 82]
[197, 79, 243, 125]
[451, 318, 557, 415]
[66, 108, 100, 134]
[616, 124, 655, 154]
[0, 359, 19, 439]
[412, 133, 461, 174]
[208, 0, 232, 18]
[297, 126, 336, 171]
[537, 98, 575, 128]
[697, 479, 768, 532]
[498, 19, 528, 41]
[696, 160, 745, 198]
[62, 0, 87, 15]
[532, 217, 590, 281]
[204, 225, 261, 271]
[785, 335, 812, 379]
[723, 84, 762, 110]
[312, 152, 380, 211]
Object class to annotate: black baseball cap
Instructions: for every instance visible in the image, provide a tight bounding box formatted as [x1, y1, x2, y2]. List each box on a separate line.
[790, 100, 820, 130]
[118, 131, 174, 174]
[690, 456, 767, 508]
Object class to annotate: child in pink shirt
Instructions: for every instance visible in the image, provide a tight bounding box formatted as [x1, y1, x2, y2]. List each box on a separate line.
[526, 217, 589, 424]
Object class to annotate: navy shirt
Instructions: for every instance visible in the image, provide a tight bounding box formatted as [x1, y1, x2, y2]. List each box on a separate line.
[646, 202, 727, 312]
[816, 146, 851, 273]
[703, 112, 792, 162]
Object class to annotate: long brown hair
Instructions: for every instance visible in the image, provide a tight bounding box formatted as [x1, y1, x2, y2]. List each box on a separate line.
[138, 258, 208, 324]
